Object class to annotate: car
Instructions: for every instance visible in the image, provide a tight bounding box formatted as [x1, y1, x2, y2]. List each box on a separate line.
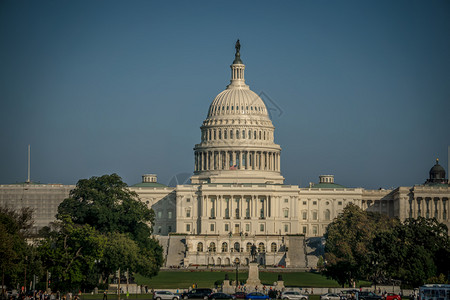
[281, 291, 309, 300]
[246, 292, 270, 300]
[320, 293, 341, 300]
[357, 292, 382, 300]
[340, 290, 358, 300]
[384, 293, 401, 300]
[153, 291, 180, 300]
[233, 292, 247, 299]
[208, 293, 235, 300]
[181, 289, 213, 300]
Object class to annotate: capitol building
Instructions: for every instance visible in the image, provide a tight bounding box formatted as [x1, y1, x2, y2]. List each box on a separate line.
[1, 42, 449, 269]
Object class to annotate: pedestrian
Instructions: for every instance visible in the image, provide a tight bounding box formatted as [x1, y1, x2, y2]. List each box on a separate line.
[103, 290, 107, 300]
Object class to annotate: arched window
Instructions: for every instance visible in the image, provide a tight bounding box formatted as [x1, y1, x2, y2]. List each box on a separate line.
[259, 131, 262, 140]
[230, 130, 234, 139]
[224, 130, 227, 139]
[324, 209, 331, 220]
[236, 130, 240, 139]
[222, 242, 228, 252]
[258, 242, 265, 253]
[246, 242, 252, 252]
[197, 242, 203, 252]
[242, 130, 245, 139]
[209, 242, 216, 252]
[271, 242, 277, 252]
[248, 130, 251, 139]
[219, 130, 222, 139]
[254, 131, 257, 139]
[234, 242, 241, 252]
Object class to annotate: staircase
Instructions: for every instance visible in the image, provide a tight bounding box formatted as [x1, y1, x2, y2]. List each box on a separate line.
[287, 236, 307, 268]
[165, 235, 186, 267]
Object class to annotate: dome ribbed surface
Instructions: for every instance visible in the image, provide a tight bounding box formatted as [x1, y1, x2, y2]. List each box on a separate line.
[207, 88, 268, 118]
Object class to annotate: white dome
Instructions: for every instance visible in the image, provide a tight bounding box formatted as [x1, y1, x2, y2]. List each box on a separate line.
[207, 88, 269, 118]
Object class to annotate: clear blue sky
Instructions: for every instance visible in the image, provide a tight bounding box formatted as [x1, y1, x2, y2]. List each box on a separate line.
[1, 1, 449, 189]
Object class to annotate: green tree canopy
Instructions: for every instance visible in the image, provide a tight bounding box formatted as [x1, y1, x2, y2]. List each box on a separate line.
[323, 203, 398, 287]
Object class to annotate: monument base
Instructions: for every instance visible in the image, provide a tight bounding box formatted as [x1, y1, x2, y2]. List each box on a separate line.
[245, 262, 261, 291]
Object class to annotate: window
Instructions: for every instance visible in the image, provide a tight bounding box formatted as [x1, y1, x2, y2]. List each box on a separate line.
[222, 242, 228, 252]
[186, 209, 191, 218]
[271, 242, 277, 252]
[284, 209, 289, 218]
[302, 211, 307, 220]
[313, 201, 317, 205]
[168, 211, 172, 219]
[234, 242, 240, 252]
[245, 223, 250, 231]
[210, 223, 215, 232]
[209, 242, 216, 252]
[225, 224, 229, 232]
[284, 198, 289, 203]
[260, 224, 265, 232]
[312, 226, 318, 235]
[197, 242, 203, 252]
[284, 224, 289, 233]
[312, 211, 318, 220]
[338, 201, 342, 205]
[186, 198, 191, 202]
[186, 224, 191, 232]
[258, 242, 265, 252]
[246, 242, 252, 252]
[168, 225, 172, 232]
[157, 211, 162, 219]
[303, 201, 307, 205]
[302, 226, 307, 234]
[158, 226, 161, 233]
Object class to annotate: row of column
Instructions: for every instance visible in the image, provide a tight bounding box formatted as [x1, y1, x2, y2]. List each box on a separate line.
[202, 128, 273, 142]
[410, 197, 448, 220]
[194, 150, 280, 172]
[202, 195, 271, 220]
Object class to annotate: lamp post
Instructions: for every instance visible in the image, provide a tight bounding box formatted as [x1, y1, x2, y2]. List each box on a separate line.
[235, 259, 239, 290]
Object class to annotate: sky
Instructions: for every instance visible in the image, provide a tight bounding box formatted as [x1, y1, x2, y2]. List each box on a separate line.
[0, 1, 449, 189]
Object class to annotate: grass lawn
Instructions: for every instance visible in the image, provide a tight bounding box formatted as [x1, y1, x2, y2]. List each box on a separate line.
[134, 271, 370, 289]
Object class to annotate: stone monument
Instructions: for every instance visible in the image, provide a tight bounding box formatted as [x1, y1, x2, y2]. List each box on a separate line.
[245, 245, 261, 291]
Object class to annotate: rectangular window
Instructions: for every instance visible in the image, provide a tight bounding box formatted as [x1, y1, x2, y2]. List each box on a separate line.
[225, 224, 229, 231]
[313, 201, 317, 205]
[284, 209, 289, 218]
[245, 224, 250, 231]
[210, 223, 215, 232]
[303, 201, 307, 205]
[168, 211, 172, 219]
[186, 209, 191, 218]
[260, 224, 264, 232]
[157, 211, 162, 219]
[338, 201, 342, 205]
[312, 211, 318, 220]
[302, 226, 307, 234]
[302, 211, 307, 220]
[284, 224, 289, 233]
[186, 198, 190, 202]
[284, 198, 289, 203]
[186, 224, 191, 232]
[312, 226, 318, 235]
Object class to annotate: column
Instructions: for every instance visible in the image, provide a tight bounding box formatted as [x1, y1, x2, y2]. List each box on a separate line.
[232, 151, 236, 167]
[277, 153, 281, 171]
[246, 151, 250, 169]
[239, 151, 243, 170]
[218, 151, 222, 170]
[252, 151, 256, 170]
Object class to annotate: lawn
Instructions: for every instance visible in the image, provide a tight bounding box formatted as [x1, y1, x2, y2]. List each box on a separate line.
[134, 271, 366, 289]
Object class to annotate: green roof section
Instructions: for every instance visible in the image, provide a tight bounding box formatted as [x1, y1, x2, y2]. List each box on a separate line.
[309, 182, 347, 189]
[131, 182, 168, 188]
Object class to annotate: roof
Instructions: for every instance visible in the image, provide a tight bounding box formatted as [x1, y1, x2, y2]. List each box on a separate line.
[309, 182, 347, 189]
[130, 182, 168, 188]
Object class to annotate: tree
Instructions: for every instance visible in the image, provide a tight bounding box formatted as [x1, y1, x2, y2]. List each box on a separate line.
[54, 174, 163, 283]
[38, 216, 106, 291]
[0, 207, 35, 293]
[323, 203, 397, 287]
[373, 217, 450, 287]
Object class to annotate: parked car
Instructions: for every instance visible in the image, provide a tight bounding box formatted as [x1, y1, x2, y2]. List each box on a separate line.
[340, 290, 358, 300]
[320, 293, 341, 300]
[246, 292, 270, 300]
[208, 293, 235, 300]
[154, 291, 180, 300]
[181, 289, 213, 299]
[281, 291, 309, 300]
[357, 292, 382, 300]
[233, 292, 247, 299]
[384, 293, 401, 300]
